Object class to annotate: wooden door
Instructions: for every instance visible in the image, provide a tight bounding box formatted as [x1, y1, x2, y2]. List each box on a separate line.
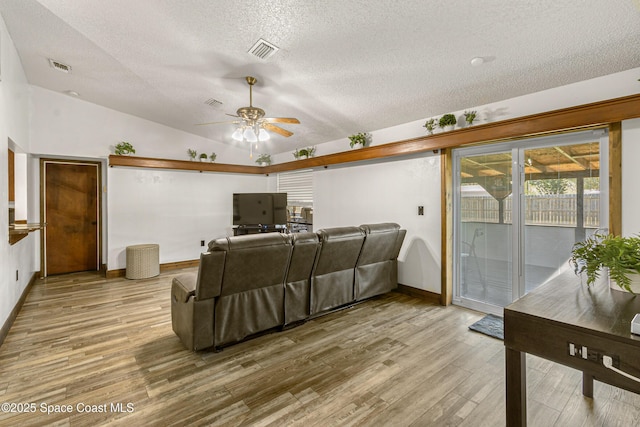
[43, 160, 100, 275]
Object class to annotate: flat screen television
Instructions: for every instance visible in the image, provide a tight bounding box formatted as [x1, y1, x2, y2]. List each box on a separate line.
[233, 193, 287, 225]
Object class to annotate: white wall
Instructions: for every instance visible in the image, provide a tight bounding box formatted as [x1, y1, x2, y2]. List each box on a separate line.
[622, 118, 640, 236]
[313, 155, 442, 293]
[107, 168, 271, 269]
[0, 16, 37, 329]
[29, 85, 253, 164]
[27, 86, 278, 270]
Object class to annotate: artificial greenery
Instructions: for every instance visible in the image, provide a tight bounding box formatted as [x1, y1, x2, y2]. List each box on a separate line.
[187, 149, 197, 160]
[255, 154, 272, 165]
[438, 114, 457, 128]
[348, 133, 368, 148]
[209, 152, 217, 162]
[464, 110, 477, 125]
[293, 147, 316, 159]
[115, 141, 135, 155]
[199, 153, 208, 160]
[569, 233, 640, 293]
[423, 118, 437, 134]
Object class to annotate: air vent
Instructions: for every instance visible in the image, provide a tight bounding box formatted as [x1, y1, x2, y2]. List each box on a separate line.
[204, 98, 223, 108]
[248, 38, 279, 60]
[48, 58, 72, 73]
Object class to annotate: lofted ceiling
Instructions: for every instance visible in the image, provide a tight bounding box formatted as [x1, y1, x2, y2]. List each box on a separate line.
[1, 0, 639, 155]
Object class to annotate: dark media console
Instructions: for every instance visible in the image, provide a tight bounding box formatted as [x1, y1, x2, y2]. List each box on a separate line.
[233, 224, 287, 236]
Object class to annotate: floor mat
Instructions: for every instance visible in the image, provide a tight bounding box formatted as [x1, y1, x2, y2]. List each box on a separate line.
[469, 314, 504, 340]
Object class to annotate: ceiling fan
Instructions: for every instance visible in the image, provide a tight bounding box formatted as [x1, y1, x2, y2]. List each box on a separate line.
[197, 76, 300, 143]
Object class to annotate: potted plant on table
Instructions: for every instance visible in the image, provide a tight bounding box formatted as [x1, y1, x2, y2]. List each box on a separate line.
[438, 114, 457, 131]
[199, 153, 209, 162]
[569, 232, 640, 293]
[187, 149, 197, 161]
[115, 141, 135, 155]
[209, 152, 217, 163]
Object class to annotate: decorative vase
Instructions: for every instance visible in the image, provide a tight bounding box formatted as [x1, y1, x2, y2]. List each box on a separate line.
[609, 273, 640, 293]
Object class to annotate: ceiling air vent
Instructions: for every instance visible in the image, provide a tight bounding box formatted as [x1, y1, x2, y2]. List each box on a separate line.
[48, 58, 72, 73]
[204, 98, 223, 108]
[248, 38, 279, 60]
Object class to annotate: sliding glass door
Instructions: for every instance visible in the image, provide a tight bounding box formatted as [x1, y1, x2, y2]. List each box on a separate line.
[453, 130, 608, 314]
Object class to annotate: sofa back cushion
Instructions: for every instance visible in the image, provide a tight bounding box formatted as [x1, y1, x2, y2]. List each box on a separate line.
[284, 232, 320, 324]
[209, 233, 292, 296]
[355, 223, 402, 300]
[209, 232, 292, 346]
[310, 226, 365, 314]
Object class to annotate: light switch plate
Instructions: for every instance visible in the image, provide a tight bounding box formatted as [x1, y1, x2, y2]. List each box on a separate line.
[632, 314, 640, 336]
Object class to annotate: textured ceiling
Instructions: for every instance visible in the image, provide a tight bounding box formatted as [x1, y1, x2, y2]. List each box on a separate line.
[1, 0, 640, 154]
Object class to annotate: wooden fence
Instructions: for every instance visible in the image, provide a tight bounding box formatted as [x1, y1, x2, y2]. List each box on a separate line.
[461, 194, 600, 226]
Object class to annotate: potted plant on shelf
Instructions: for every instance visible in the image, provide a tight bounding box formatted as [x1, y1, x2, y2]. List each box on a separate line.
[298, 148, 309, 158]
[199, 153, 209, 162]
[188, 149, 197, 161]
[438, 114, 457, 131]
[306, 146, 316, 158]
[115, 141, 135, 155]
[569, 232, 640, 293]
[464, 110, 477, 126]
[423, 118, 437, 135]
[348, 132, 369, 148]
[209, 152, 217, 163]
[256, 154, 272, 166]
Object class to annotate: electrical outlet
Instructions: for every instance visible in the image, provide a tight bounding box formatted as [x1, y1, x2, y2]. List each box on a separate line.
[200, 240, 205, 247]
[16, 270, 19, 281]
[418, 206, 424, 215]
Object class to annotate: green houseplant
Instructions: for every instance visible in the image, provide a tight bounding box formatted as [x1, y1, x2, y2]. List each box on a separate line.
[256, 153, 271, 166]
[199, 153, 208, 162]
[423, 118, 437, 135]
[348, 132, 369, 148]
[209, 152, 217, 162]
[438, 114, 457, 130]
[187, 149, 197, 161]
[569, 233, 640, 293]
[464, 110, 477, 126]
[115, 141, 135, 155]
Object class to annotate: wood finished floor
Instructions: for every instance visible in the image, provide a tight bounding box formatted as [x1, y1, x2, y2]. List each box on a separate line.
[1, 270, 639, 426]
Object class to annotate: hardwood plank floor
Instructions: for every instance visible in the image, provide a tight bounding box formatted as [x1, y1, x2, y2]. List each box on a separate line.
[1, 270, 639, 426]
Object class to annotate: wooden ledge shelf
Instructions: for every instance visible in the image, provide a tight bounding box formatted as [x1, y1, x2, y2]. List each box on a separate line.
[109, 94, 640, 176]
[109, 155, 266, 174]
[9, 223, 45, 245]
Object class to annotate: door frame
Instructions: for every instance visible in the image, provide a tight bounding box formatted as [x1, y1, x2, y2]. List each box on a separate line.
[451, 129, 610, 313]
[40, 158, 103, 277]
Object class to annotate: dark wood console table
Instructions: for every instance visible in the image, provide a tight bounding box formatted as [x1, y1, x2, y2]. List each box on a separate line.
[504, 272, 640, 426]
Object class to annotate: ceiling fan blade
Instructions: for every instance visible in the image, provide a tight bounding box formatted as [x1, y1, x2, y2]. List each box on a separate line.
[226, 113, 241, 118]
[263, 117, 300, 124]
[263, 122, 294, 137]
[195, 120, 239, 126]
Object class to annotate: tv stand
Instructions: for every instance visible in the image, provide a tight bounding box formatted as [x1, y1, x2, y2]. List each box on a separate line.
[233, 224, 286, 236]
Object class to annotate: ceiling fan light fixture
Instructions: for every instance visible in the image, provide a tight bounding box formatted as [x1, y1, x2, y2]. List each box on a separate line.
[258, 129, 270, 141]
[243, 127, 258, 143]
[231, 127, 244, 141]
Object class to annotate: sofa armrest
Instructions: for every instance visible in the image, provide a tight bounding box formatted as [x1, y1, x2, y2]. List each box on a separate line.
[172, 273, 197, 303]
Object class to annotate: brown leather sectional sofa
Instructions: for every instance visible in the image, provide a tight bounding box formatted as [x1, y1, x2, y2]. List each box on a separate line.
[171, 223, 406, 351]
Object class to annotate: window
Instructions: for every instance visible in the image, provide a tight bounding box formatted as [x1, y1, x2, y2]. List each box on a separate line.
[277, 169, 313, 232]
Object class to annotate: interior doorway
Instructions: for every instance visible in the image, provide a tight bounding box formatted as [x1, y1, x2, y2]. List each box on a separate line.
[41, 159, 102, 276]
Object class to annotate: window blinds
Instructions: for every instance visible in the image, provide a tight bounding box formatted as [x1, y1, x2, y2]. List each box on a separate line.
[277, 169, 313, 207]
